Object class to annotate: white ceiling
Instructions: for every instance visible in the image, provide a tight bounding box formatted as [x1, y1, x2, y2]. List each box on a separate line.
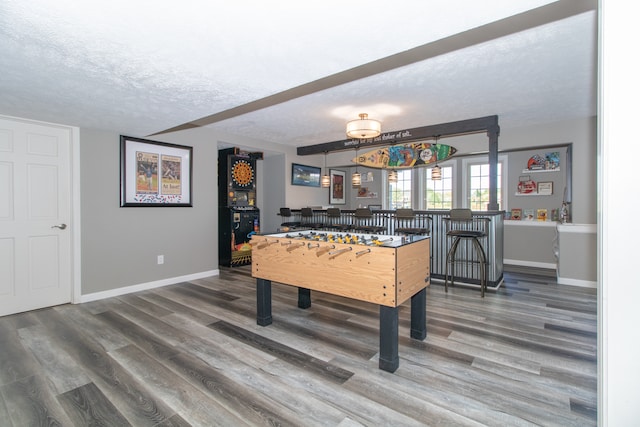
[0, 0, 597, 150]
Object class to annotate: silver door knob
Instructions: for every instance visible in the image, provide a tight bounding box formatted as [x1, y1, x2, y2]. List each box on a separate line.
[51, 224, 67, 230]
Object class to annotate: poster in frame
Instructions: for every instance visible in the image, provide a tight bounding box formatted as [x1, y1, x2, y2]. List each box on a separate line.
[120, 135, 193, 207]
[537, 181, 553, 195]
[329, 169, 346, 205]
[291, 163, 321, 187]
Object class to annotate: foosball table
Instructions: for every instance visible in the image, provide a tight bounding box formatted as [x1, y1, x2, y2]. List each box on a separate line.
[251, 230, 430, 372]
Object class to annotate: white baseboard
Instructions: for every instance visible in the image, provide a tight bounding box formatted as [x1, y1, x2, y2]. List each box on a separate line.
[78, 269, 220, 303]
[504, 259, 557, 270]
[556, 276, 597, 288]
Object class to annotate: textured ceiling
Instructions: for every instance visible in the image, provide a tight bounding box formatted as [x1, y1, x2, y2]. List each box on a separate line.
[0, 0, 597, 149]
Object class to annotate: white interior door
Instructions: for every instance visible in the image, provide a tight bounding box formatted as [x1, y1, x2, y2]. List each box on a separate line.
[0, 116, 73, 316]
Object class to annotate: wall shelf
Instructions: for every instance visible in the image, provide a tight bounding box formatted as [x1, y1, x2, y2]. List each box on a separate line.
[522, 168, 560, 173]
[514, 192, 551, 197]
[505, 220, 558, 227]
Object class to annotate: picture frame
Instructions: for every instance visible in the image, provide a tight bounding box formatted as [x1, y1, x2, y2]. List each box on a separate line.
[538, 181, 553, 195]
[120, 135, 193, 207]
[291, 163, 321, 187]
[329, 169, 346, 205]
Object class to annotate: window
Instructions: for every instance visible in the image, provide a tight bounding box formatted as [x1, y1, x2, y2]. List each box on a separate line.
[465, 160, 503, 211]
[424, 165, 453, 209]
[388, 169, 412, 209]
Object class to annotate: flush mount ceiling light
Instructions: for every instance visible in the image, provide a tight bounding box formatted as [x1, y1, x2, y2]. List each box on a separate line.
[346, 113, 381, 139]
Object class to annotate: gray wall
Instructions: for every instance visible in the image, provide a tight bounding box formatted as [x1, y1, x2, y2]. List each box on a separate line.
[79, 116, 596, 295]
[80, 128, 219, 294]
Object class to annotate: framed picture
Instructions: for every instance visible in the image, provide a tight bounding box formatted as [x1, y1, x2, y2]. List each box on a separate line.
[538, 181, 553, 195]
[291, 163, 321, 187]
[120, 135, 193, 207]
[329, 169, 346, 205]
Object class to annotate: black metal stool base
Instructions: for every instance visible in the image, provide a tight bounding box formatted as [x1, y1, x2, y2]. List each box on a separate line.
[444, 236, 487, 297]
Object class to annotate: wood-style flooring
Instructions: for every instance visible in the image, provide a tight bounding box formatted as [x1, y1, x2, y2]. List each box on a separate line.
[0, 267, 597, 426]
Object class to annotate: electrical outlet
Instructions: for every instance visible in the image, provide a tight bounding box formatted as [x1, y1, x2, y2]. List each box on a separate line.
[157, 255, 164, 265]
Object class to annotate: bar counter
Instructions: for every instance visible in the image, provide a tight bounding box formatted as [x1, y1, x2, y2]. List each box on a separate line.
[288, 208, 504, 290]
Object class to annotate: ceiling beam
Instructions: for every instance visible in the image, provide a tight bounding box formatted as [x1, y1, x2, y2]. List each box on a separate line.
[297, 116, 500, 155]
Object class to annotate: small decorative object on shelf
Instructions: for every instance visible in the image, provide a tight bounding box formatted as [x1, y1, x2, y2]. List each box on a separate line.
[524, 209, 535, 221]
[560, 201, 570, 224]
[524, 151, 561, 172]
[511, 208, 522, 220]
[526, 154, 546, 170]
[537, 208, 548, 221]
[551, 208, 559, 222]
[545, 152, 560, 170]
[517, 175, 537, 194]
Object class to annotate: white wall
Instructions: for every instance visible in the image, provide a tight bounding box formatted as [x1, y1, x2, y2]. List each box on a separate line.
[601, 1, 640, 424]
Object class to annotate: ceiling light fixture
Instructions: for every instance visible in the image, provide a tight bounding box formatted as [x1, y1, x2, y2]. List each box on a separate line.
[321, 151, 330, 188]
[431, 135, 442, 180]
[352, 145, 361, 187]
[346, 113, 381, 139]
[431, 165, 442, 180]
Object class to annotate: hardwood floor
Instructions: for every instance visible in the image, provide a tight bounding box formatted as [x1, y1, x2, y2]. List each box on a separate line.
[0, 267, 597, 426]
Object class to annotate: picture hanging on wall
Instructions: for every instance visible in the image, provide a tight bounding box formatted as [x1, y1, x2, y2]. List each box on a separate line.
[329, 169, 346, 205]
[538, 181, 553, 195]
[120, 135, 193, 207]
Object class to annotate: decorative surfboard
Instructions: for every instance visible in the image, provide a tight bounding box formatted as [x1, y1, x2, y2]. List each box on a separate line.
[353, 143, 457, 169]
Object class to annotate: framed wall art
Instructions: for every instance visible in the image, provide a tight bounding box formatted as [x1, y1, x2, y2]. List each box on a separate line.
[120, 135, 193, 207]
[329, 169, 346, 205]
[538, 181, 553, 195]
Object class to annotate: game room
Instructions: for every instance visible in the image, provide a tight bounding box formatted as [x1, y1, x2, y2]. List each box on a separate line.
[0, 1, 635, 425]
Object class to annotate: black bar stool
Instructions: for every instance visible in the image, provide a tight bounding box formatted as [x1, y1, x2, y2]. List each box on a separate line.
[394, 209, 431, 236]
[352, 207, 386, 234]
[279, 207, 301, 230]
[325, 208, 350, 232]
[443, 209, 488, 297]
[300, 207, 324, 229]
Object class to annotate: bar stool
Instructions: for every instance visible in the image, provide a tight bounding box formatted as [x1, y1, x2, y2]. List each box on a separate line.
[394, 209, 430, 236]
[300, 207, 324, 229]
[279, 207, 301, 229]
[443, 209, 488, 297]
[325, 208, 350, 232]
[352, 207, 386, 234]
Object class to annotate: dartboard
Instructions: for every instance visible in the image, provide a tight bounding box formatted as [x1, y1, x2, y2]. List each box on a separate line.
[231, 159, 254, 187]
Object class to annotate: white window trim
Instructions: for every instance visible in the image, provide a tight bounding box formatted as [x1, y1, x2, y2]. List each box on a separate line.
[423, 160, 456, 210]
[461, 155, 508, 210]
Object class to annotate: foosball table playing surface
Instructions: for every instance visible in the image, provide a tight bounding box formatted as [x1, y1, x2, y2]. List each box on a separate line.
[251, 230, 430, 372]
